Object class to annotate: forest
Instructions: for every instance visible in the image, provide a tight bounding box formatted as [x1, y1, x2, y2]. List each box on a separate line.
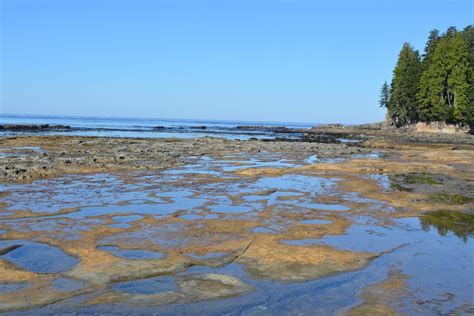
[380, 25, 474, 127]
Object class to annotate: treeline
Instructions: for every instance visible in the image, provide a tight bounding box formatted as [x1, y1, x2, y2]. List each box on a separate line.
[380, 25, 474, 127]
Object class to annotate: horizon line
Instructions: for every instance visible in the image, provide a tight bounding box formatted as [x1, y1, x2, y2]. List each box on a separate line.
[0, 112, 334, 126]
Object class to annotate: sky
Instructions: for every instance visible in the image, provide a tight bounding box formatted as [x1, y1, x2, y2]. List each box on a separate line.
[0, 0, 472, 124]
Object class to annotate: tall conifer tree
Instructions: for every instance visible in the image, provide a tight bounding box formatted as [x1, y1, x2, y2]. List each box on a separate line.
[462, 25, 474, 125]
[417, 30, 471, 123]
[422, 29, 440, 68]
[379, 81, 390, 108]
[388, 43, 422, 126]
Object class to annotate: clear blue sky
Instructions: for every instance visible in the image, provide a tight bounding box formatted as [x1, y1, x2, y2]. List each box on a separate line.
[1, 0, 472, 124]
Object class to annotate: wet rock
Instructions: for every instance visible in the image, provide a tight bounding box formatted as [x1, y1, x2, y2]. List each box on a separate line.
[177, 273, 254, 300]
[0, 136, 369, 183]
[236, 236, 377, 282]
[0, 244, 22, 256]
[97, 245, 165, 260]
[235, 125, 304, 134]
[346, 269, 410, 316]
[303, 133, 340, 143]
[82, 290, 184, 307]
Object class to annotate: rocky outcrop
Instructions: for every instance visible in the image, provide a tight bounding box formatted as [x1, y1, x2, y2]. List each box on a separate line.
[303, 133, 340, 143]
[0, 124, 71, 131]
[0, 136, 369, 182]
[414, 122, 471, 134]
[235, 125, 304, 133]
[304, 121, 474, 145]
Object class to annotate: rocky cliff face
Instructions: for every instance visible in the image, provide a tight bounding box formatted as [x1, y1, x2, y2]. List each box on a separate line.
[414, 122, 471, 134]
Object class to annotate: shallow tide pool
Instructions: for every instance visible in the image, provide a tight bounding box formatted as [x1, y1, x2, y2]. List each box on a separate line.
[0, 153, 473, 314]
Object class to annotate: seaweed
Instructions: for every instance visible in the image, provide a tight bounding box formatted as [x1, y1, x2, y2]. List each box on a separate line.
[429, 193, 474, 205]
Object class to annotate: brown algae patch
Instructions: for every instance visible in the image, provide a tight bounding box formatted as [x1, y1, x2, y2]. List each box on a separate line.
[234, 148, 474, 218]
[81, 291, 185, 307]
[345, 269, 411, 316]
[236, 235, 377, 282]
[0, 260, 39, 283]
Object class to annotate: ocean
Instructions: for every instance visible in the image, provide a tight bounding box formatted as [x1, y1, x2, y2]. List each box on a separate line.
[0, 114, 315, 140]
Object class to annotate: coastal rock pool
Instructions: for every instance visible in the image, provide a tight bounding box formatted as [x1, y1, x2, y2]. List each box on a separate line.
[0, 240, 79, 273]
[0, 149, 473, 314]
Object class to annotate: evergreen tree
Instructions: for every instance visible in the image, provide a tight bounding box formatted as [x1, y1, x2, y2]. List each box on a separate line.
[462, 25, 474, 67]
[422, 29, 440, 68]
[387, 43, 422, 126]
[445, 26, 458, 38]
[462, 25, 474, 125]
[379, 81, 390, 108]
[417, 30, 471, 124]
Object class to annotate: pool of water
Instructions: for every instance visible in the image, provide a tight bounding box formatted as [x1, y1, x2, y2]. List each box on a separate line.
[112, 215, 143, 223]
[114, 275, 179, 294]
[0, 283, 30, 294]
[52, 278, 85, 292]
[0, 240, 79, 273]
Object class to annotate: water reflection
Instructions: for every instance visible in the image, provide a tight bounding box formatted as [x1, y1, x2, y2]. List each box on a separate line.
[420, 211, 474, 243]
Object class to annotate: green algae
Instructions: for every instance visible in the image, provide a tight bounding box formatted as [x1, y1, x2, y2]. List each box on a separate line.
[388, 173, 444, 193]
[389, 182, 414, 192]
[429, 193, 474, 205]
[399, 173, 442, 185]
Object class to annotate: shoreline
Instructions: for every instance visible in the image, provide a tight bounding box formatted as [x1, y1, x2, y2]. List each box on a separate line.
[0, 134, 368, 183]
[2, 124, 474, 183]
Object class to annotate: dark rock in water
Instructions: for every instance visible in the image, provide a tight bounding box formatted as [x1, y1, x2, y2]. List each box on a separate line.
[0, 124, 71, 131]
[312, 123, 345, 129]
[235, 125, 303, 133]
[236, 125, 277, 131]
[0, 244, 23, 256]
[303, 134, 340, 144]
[190, 126, 207, 130]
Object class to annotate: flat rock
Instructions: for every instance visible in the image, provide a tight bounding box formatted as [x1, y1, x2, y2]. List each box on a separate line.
[177, 273, 254, 300]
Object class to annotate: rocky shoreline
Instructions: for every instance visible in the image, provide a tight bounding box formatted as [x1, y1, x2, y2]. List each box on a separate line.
[0, 135, 368, 183]
[304, 123, 474, 145]
[2, 123, 474, 183]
